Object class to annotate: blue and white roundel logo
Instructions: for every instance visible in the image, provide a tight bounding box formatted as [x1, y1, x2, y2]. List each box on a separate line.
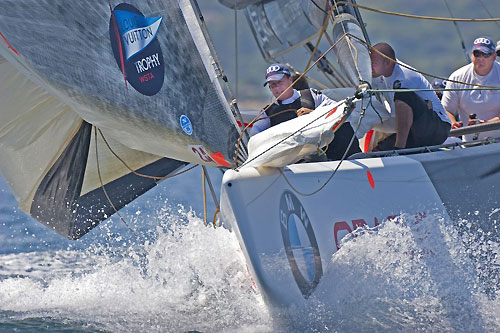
[279, 190, 322, 298]
[180, 115, 193, 135]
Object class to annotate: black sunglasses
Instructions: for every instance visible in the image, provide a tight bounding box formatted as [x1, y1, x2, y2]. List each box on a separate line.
[473, 50, 493, 58]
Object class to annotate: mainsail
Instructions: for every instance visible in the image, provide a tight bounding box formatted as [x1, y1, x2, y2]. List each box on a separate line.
[243, 0, 328, 61]
[0, 0, 243, 239]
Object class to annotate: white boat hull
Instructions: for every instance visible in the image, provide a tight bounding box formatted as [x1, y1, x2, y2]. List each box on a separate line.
[220, 142, 500, 306]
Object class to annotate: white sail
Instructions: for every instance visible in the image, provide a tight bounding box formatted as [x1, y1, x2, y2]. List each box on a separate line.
[0, 0, 243, 238]
[0, 0, 241, 168]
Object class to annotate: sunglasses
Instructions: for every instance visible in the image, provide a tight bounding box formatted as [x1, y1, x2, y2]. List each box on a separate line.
[473, 50, 493, 58]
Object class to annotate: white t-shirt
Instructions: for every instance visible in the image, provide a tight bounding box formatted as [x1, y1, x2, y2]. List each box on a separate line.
[382, 61, 451, 124]
[250, 88, 330, 135]
[442, 62, 500, 141]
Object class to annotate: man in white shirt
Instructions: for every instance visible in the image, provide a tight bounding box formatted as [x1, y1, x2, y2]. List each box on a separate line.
[251, 63, 361, 160]
[441, 36, 500, 141]
[370, 43, 451, 150]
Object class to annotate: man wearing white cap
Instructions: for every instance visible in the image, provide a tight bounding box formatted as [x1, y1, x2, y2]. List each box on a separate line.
[442, 36, 500, 141]
[251, 63, 361, 160]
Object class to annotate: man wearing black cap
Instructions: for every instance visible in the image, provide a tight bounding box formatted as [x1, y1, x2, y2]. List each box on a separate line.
[442, 36, 500, 141]
[251, 63, 361, 161]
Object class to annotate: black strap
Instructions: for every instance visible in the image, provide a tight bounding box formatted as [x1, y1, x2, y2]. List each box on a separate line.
[299, 89, 315, 110]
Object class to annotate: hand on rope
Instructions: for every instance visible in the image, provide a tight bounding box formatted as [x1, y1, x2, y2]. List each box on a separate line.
[233, 32, 351, 167]
[233, 0, 363, 167]
[451, 121, 463, 129]
[296, 107, 314, 116]
[467, 119, 485, 126]
[467, 114, 485, 126]
[278, 96, 362, 197]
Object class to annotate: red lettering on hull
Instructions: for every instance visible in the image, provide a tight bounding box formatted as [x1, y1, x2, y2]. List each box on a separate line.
[333, 212, 425, 250]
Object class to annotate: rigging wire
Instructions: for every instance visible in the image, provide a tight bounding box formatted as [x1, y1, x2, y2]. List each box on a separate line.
[286, 62, 330, 89]
[234, 3, 238, 99]
[191, 0, 249, 160]
[335, 1, 500, 22]
[367, 87, 500, 94]
[306, 42, 351, 87]
[237, 33, 500, 170]
[304, 2, 334, 73]
[279, 95, 369, 197]
[310, 0, 329, 15]
[234, 32, 351, 167]
[354, 33, 500, 89]
[443, 0, 471, 63]
[322, 32, 355, 86]
[236, 94, 356, 170]
[477, 0, 500, 31]
[305, 0, 357, 88]
[332, 0, 364, 85]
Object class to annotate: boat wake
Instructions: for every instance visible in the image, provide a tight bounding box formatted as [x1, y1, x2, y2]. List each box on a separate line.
[277, 212, 500, 332]
[1, 208, 500, 332]
[0, 205, 272, 332]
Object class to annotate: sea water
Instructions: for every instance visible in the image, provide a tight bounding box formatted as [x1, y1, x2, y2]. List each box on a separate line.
[1, 170, 500, 332]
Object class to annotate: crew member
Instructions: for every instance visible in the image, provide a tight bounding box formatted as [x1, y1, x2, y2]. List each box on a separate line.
[370, 43, 451, 150]
[251, 63, 361, 160]
[442, 36, 500, 141]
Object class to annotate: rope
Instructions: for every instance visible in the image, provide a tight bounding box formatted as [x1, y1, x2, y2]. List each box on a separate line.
[237, 32, 500, 171]
[94, 126, 139, 237]
[234, 32, 351, 167]
[354, 34, 500, 89]
[367, 87, 500, 94]
[443, 0, 470, 63]
[305, 3, 334, 72]
[97, 128, 197, 180]
[285, 62, 332, 89]
[213, 206, 220, 227]
[336, 1, 500, 22]
[279, 96, 369, 196]
[236, 96, 356, 170]
[478, 0, 500, 31]
[323, 32, 354, 87]
[332, 0, 364, 85]
[202, 166, 207, 226]
[234, 4, 238, 99]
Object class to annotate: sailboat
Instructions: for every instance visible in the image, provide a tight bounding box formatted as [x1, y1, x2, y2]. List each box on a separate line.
[1, 0, 500, 309]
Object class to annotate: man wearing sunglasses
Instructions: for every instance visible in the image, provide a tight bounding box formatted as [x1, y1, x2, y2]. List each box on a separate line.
[442, 36, 500, 141]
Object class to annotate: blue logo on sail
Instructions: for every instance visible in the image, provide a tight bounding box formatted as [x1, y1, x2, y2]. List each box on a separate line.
[180, 115, 193, 135]
[113, 10, 163, 60]
[109, 3, 165, 96]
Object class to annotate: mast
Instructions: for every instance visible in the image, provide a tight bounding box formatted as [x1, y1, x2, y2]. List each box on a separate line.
[336, 0, 371, 45]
